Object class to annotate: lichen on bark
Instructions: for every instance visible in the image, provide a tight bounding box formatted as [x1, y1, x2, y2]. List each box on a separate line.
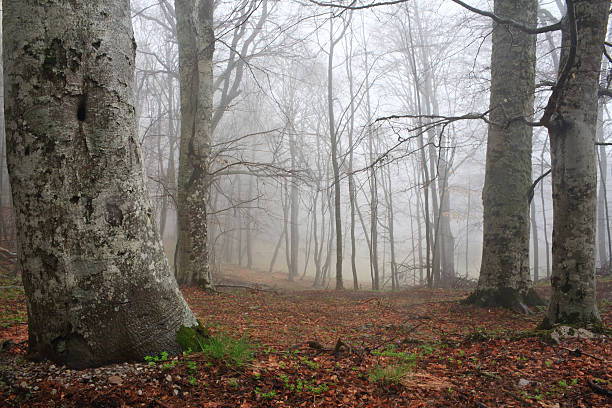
[543, 0, 608, 327]
[3, 0, 198, 368]
[175, 0, 214, 289]
[468, 0, 543, 311]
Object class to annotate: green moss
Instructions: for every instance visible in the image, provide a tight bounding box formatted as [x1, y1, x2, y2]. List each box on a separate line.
[176, 321, 210, 352]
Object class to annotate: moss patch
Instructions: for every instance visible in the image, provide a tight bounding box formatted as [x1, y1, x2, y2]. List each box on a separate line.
[176, 321, 210, 352]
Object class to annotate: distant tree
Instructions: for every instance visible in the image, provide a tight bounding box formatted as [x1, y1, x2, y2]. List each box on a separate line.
[175, 0, 214, 288]
[3, 0, 198, 368]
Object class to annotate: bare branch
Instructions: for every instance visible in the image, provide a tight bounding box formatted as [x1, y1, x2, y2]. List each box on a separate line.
[306, 0, 562, 34]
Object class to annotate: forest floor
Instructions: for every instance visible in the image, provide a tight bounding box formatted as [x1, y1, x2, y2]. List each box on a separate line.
[0, 266, 610, 407]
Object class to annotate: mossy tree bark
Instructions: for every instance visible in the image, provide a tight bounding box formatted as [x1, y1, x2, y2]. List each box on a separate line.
[3, 0, 198, 368]
[175, 0, 214, 289]
[542, 0, 609, 327]
[468, 0, 542, 312]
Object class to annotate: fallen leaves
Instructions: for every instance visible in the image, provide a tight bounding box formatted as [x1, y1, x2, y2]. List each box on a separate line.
[0, 270, 610, 407]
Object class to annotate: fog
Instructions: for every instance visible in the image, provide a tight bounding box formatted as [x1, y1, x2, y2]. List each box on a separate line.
[1, 0, 609, 289]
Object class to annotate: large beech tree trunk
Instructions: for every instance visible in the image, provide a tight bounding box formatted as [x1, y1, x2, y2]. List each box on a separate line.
[543, 0, 609, 326]
[3, 0, 197, 368]
[468, 0, 542, 312]
[175, 0, 214, 288]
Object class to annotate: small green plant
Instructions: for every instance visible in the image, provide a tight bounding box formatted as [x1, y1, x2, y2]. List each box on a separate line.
[571, 378, 578, 385]
[300, 356, 318, 370]
[198, 333, 254, 367]
[254, 387, 277, 400]
[186, 361, 197, 373]
[558, 379, 568, 389]
[144, 351, 170, 366]
[189, 376, 197, 386]
[304, 382, 329, 395]
[521, 389, 544, 401]
[420, 344, 435, 355]
[277, 374, 329, 395]
[373, 347, 418, 364]
[279, 373, 290, 388]
[544, 360, 552, 368]
[458, 350, 465, 357]
[228, 378, 239, 388]
[161, 360, 177, 370]
[368, 363, 412, 385]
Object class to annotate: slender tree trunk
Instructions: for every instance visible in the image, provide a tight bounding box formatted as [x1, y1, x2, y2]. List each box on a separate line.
[327, 18, 343, 290]
[467, 0, 542, 311]
[246, 174, 254, 269]
[384, 168, 398, 290]
[346, 36, 359, 290]
[465, 180, 471, 278]
[3, 0, 198, 368]
[268, 220, 285, 275]
[543, 0, 609, 326]
[596, 102, 609, 268]
[415, 186, 425, 285]
[175, 0, 214, 289]
[289, 139, 300, 281]
[540, 141, 551, 278]
[408, 196, 418, 285]
[531, 198, 539, 282]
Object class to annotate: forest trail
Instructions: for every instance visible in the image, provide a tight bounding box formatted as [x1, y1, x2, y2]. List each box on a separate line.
[0, 270, 610, 407]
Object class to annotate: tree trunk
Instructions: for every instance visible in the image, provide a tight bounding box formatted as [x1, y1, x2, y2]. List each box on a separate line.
[175, 0, 214, 289]
[3, 0, 198, 368]
[289, 136, 300, 281]
[346, 35, 359, 291]
[596, 102, 609, 268]
[543, 0, 609, 326]
[327, 18, 343, 290]
[531, 198, 539, 282]
[467, 0, 542, 312]
[540, 142, 551, 278]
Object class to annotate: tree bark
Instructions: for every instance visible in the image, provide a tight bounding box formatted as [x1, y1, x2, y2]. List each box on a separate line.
[468, 0, 542, 312]
[531, 198, 539, 282]
[543, 0, 609, 326]
[175, 0, 214, 289]
[596, 102, 610, 268]
[327, 17, 343, 290]
[3, 0, 198, 368]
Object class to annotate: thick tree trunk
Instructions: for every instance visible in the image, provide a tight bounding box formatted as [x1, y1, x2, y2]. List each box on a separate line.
[3, 0, 198, 368]
[175, 0, 214, 289]
[468, 0, 542, 312]
[543, 0, 609, 326]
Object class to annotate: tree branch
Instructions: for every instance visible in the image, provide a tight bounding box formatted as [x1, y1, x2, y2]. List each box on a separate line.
[306, 0, 562, 33]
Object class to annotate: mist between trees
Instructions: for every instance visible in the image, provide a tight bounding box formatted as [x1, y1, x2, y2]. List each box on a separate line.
[127, 0, 610, 291]
[0, 0, 610, 367]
